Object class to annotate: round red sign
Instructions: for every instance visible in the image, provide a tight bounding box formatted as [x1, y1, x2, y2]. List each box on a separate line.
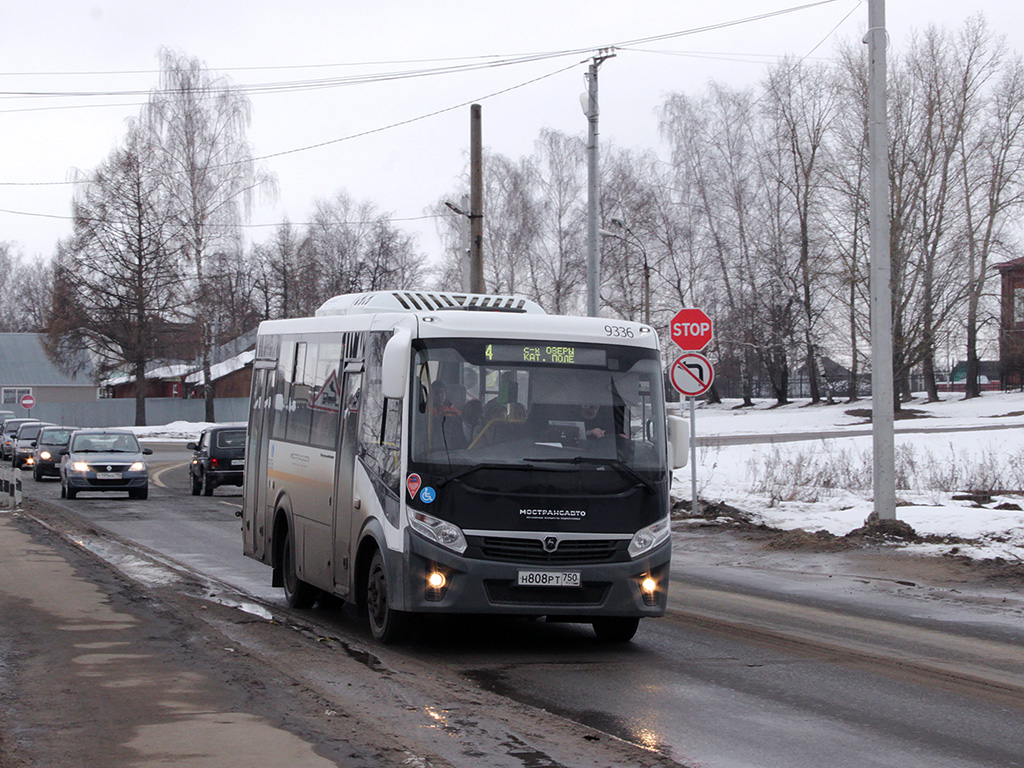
[669, 352, 715, 397]
[20, 393, 35, 409]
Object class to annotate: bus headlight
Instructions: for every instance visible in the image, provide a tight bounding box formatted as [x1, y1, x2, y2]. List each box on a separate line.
[410, 510, 467, 554]
[628, 515, 671, 558]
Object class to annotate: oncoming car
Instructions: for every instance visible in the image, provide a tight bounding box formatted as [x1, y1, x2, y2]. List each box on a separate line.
[187, 425, 245, 496]
[59, 429, 152, 500]
[1, 418, 38, 462]
[12, 420, 54, 469]
[30, 425, 77, 480]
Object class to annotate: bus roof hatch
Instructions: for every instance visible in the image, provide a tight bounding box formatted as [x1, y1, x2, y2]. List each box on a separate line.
[315, 291, 547, 317]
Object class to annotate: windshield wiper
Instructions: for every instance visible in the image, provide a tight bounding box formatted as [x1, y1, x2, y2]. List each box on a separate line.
[523, 456, 658, 494]
[438, 461, 559, 486]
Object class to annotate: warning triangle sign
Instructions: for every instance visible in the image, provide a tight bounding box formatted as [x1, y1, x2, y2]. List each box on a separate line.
[311, 369, 342, 413]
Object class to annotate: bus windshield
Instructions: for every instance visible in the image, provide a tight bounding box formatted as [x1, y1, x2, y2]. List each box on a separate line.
[410, 339, 666, 474]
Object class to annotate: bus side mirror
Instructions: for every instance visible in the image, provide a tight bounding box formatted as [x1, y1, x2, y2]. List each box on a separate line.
[667, 415, 689, 469]
[381, 328, 412, 400]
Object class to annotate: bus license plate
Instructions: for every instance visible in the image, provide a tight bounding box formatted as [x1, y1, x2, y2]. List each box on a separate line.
[517, 570, 581, 587]
[96, 472, 122, 480]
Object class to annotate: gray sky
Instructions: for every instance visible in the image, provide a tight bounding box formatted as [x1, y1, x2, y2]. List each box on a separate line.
[3, 0, 1022, 263]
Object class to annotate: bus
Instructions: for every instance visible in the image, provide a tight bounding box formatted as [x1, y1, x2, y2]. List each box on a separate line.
[241, 290, 688, 643]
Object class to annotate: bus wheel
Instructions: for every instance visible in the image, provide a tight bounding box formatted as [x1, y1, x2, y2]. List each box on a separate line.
[366, 550, 410, 644]
[592, 617, 640, 642]
[282, 526, 318, 609]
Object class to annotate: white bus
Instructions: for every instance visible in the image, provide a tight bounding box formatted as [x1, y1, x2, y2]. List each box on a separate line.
[242, 291, 688, 643]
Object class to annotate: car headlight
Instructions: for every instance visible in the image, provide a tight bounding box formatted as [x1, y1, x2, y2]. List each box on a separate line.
[628, 515, 672, 558]
[409, 510, 467, 554]
[40, 451, 52, 460]
[129, 461, 147, 472]
[71, 461, 90, 472]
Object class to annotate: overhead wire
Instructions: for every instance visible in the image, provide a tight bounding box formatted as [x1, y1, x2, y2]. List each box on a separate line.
[1, 0, 853, 228]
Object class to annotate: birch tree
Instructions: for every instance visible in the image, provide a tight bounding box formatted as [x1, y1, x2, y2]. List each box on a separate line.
[146, 49, 274, 420]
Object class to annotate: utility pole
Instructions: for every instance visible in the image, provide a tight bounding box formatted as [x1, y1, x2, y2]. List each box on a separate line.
[469, 103, 484, 293]
[583, 49, 615, 317]
[867, 0, 895, 520]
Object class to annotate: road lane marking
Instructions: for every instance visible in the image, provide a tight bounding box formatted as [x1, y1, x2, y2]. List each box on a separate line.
[150, 461, 190, 489]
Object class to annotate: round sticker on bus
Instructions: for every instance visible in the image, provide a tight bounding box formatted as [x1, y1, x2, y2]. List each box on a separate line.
[407, 473, 422, 499]
[420, 487, 436, 504]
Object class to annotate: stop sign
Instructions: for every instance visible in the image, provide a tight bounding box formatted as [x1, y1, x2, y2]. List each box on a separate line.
[670, 308, 713, 351]
[20, 393, 35, 409]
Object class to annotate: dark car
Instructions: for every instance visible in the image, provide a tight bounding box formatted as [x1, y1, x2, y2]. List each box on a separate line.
[1, 418, 39, 461]
[59, 429, 152, 500]
[187, 425, 246, 496]
[29, 425, 77, 480]
[12, 420, 54, 469]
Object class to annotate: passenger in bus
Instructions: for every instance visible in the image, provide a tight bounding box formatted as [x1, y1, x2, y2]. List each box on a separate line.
[469, 400, 527, 448]
[461, 398, 484, 443]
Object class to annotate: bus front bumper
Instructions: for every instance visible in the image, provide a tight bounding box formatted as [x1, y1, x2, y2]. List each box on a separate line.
[395, 532, 671, 618]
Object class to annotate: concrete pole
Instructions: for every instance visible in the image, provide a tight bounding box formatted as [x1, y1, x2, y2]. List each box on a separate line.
[470, 104, 484, 293]
[868, 0, 896, 520]
[584, 51, 613, 317]
[585, 60, 601, 317]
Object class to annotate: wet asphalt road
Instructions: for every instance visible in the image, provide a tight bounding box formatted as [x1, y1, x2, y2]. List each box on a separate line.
[18, 441, 1024, 768]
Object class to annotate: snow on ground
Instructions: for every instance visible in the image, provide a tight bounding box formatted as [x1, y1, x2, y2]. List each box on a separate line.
[672, 391, 1024, 563]
[126, 421, 245, 441]
[122, 395, 1024, 563]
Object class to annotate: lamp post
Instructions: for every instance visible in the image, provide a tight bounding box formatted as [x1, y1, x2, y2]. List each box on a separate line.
[606, 218, 650, 325]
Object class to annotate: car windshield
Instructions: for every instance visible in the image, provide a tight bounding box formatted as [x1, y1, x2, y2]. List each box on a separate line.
[40, 429, 74, 445]
[409, 338, 666, 474]
[216, 429, 246, 449]
[71, 433, 141, 453]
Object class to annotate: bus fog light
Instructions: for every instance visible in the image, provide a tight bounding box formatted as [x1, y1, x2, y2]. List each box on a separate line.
[425, 569, 449, 601]
[640, 575, 659, 606]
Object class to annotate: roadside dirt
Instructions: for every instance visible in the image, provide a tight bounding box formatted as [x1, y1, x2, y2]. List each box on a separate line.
[1, 501, 690, 768]
[674, 499, 1024, 588]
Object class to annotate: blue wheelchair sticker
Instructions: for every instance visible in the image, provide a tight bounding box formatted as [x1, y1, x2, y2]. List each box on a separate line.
[419, 487, 436, 504]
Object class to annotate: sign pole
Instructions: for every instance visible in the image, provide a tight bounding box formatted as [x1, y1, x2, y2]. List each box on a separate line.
[689, 396, 698, 513]
[669, 307, 714, 516]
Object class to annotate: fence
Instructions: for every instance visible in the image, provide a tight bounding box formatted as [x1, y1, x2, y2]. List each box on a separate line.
[18, 397, 250, 429]
[0, 466, 22, 509]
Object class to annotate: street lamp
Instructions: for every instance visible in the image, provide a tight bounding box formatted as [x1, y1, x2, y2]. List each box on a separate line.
[605, 218, 650, 325]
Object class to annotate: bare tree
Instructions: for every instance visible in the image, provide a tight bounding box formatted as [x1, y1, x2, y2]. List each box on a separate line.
[145, 49, 275, 420]
[762, 57, 841, 403]
[959, 26, 1024, 398]
[50, 122, 183, 425]
[527, 129, 587, 315]
[0, 243, 52, 332]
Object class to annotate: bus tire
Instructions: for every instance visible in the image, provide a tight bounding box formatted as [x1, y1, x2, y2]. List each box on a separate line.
[366, 549, 410, 644]
[281, 525, 318, 609]
[592, 617, 640, 642]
